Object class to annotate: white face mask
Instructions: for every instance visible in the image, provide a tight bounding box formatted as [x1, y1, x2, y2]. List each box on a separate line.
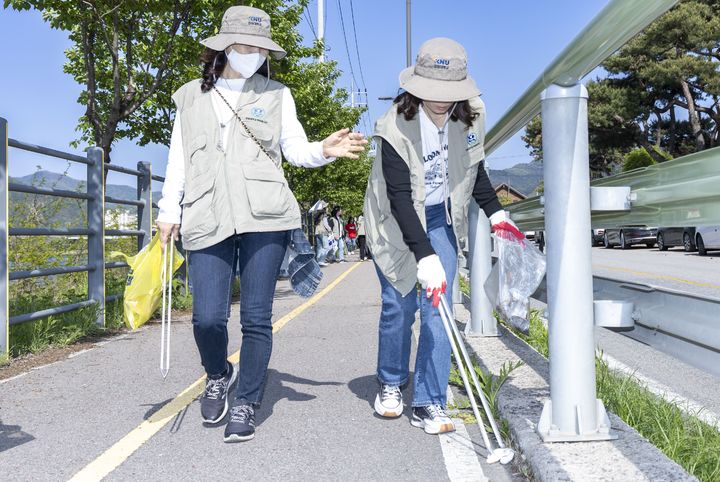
[225, 50, 266, 78]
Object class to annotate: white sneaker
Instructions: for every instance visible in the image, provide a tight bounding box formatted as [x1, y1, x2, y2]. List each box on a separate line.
[411, 404, 455, 434]
[374, 384, 404, 418]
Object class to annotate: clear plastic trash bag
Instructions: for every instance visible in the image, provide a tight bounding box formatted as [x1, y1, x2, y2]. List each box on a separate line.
[484, 236, 546, 334]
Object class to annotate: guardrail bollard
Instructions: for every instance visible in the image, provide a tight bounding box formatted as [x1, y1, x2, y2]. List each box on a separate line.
[137, 161, 152, 251]
[536, 84, 614, 442]
[1, 118, 8, 357]
[468, 202, 497, 336]
[87, 147, 106, 328]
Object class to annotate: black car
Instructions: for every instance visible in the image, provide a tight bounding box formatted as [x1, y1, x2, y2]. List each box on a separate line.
[603, 227, 658, 249]
[656, 227, 696, 252]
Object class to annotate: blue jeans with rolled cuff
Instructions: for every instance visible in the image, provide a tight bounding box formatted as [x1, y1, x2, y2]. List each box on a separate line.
[375, 202, 457, 407]
[189, 231, 289, 406]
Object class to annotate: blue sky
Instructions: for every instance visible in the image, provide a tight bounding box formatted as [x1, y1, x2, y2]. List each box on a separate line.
[0, 0, 609, 186]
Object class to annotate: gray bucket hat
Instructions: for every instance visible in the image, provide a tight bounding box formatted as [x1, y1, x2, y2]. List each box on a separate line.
[399, 38, 480, 102]
[201, 6, 287, 59]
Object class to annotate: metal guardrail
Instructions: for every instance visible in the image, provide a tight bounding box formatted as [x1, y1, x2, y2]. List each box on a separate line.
[530, 275, 720, 378]
[507, 146, 720, 231]
[465, 0, 687, 443]
[0, 116, 165, 356]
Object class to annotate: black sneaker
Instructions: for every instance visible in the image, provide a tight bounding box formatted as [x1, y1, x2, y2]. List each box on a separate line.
[224, 403, 256, 442]
[200, 362, 236, 424]
[411, 404, 455, 434]
[373, 383, 403, 418]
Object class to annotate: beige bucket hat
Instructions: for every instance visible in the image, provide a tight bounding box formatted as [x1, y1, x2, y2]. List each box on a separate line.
[399, 37, 480, 102]
[201, 6, 287, 59]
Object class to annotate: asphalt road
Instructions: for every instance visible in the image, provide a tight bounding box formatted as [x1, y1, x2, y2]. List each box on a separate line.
[591, 244, 720, 299]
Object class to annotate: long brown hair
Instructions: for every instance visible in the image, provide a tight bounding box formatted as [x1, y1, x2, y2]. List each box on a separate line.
[394, 91, 477, 127]
[199, 47, 270, 93]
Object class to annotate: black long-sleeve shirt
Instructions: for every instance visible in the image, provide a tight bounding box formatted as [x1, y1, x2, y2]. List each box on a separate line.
[382, 140, 502, 261]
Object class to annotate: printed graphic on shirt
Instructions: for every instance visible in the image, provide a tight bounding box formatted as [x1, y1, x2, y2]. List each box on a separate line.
[423, 143, 449, 191]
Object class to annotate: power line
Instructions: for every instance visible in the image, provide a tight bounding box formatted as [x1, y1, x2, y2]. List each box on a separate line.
[348, 0, 372, 136]
[336, 0, 360, 92]
[303, 5, 318, 41]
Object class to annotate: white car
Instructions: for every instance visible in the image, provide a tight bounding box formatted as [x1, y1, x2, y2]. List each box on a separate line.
[695, 225, 720, 256]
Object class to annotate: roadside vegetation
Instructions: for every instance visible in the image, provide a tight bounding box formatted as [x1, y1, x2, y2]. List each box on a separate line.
[4, 170, 191, 363]
[503, 308, 720, 481]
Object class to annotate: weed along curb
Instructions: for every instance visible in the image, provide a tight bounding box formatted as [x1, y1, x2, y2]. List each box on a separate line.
[453, 296, 697, 482]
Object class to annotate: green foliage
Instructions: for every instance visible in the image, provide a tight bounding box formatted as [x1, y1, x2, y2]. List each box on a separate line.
[596, 357, 720, 482]
[449, 359, 523, 439]
[522, 0, 720, 177]
[623, 148, 657, 172]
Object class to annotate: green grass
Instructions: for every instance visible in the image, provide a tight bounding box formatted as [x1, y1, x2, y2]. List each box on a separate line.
[508, 309, 720, 481]
[449, 359, 523, 441]
[459, 276, 720, 480]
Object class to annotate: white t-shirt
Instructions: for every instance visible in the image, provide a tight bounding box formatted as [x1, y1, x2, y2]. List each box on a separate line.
[157, 77, 333, 224]
[419, 106, 449, 206]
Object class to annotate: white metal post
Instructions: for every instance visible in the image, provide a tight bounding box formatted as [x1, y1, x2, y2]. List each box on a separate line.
[317, 0, 324, 62]
[467, 202, 497, 336]
[536, 84, 614, 442]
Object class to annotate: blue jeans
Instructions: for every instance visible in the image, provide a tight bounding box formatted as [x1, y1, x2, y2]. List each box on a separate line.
[189, 231, 289, 406]
[375, 203, 457, 407]
[315, 234, 328, 262]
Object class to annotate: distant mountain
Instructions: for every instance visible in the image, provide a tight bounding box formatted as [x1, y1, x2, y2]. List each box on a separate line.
[9, 170, 162, 226]
[488, 161, 543, 197]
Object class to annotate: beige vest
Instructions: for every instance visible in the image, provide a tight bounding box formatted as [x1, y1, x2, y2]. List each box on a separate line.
[364, 97, 487, 295]
[172, 75, 301, 251]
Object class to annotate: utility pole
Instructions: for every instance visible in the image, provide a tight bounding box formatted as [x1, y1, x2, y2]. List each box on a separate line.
[406, 0, 412, 67]
[318, 0, 325, 62]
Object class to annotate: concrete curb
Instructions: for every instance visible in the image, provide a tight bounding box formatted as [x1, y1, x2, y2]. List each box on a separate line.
[454, 296, 697, 482]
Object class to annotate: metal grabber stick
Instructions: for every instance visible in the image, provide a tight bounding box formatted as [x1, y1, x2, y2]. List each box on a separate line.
[437, 293, 515, 465]
[160, 241, 173, 378]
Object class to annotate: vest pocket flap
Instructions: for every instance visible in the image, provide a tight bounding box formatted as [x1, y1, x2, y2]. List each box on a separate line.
[190, 134, 207, 154]
[242, 163, 285, 183]
[181, 174, 215, 205]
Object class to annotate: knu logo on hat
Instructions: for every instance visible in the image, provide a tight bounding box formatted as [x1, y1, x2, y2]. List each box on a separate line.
[200, 6, 287, 60]
[399, 37, 481, 102]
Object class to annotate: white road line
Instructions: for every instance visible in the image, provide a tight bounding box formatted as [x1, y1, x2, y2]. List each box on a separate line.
[413, 315, 487, 481]
[442, 387, 488, 482]
[601, 352, 720, 429]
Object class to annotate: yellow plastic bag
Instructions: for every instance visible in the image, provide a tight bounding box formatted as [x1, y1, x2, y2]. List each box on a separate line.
[110, 233, 185, 330]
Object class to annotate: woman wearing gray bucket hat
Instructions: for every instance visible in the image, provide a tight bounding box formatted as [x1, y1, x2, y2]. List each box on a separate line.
[364, 37, 524, 434]
[156, 5, 367, 443]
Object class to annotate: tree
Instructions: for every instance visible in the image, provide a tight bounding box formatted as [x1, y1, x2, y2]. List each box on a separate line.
[622, 148, 657, 172]
[523, 0, 720, 177]
[4, 0, 360, 159]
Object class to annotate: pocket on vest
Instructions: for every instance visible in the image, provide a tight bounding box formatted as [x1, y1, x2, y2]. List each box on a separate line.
[180, 173, 217, 241]
[242, 163, 292, 217]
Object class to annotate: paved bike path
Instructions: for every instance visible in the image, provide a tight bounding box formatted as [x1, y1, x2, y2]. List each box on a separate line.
[1, 260, 490, 481]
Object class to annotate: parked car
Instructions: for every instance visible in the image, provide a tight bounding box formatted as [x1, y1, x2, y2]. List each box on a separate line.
[592, 228, 605, 246]
[695, 225, 720, 256]
[603, 227, 658, 249]
[656, 227, 696, 252]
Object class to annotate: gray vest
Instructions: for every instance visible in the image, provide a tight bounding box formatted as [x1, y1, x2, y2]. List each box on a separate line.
[172, 75, 301, 251]
[364, 97, 487, 295]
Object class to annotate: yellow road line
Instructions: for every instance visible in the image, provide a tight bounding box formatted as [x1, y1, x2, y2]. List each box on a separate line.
[69, 262, 362, 482]
[593, 263, 720, 290]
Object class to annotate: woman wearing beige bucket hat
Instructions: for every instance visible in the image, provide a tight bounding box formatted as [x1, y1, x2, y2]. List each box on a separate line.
[364, 37, 524, 434]
[156, 5, 367, 443]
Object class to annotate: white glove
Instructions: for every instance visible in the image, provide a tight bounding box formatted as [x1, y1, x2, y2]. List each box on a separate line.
[490, 210, 524, 242]
[417, 254, 446, 307]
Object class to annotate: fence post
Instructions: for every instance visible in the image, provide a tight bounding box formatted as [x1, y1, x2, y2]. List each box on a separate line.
[87, 147, 105, 327]
[467, 202, 497, 336]
[536, 84, 614, 442]
[137, 161, 152, 251]
[0, 118, 8, 357]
